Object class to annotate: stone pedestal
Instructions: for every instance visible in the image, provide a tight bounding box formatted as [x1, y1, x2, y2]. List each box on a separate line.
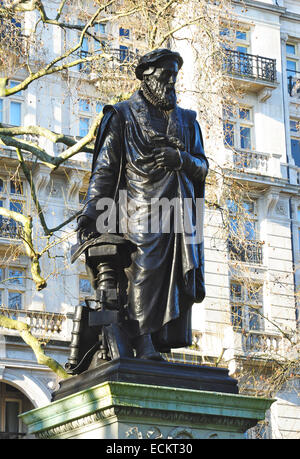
[20, 359, 274, 439]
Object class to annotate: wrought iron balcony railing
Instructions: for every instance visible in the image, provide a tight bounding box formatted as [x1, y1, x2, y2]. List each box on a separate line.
[228, 237, 263, 264]
[224, 49, 277, 83]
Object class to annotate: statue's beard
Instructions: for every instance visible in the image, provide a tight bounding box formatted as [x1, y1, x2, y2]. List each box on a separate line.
[141, 78, 176, 111]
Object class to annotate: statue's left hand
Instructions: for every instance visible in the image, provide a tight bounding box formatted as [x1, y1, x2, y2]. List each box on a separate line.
[153, 146, 182, 171]
[76, 215, 98, 244]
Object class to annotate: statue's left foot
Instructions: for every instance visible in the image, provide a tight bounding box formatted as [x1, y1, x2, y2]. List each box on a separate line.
[133, 334, 165, 361]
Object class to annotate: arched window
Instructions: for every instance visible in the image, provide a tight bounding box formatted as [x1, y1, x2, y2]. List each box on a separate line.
[0, 382, 34, 439]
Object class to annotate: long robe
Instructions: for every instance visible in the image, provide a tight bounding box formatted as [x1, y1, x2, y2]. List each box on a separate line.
[81, 90, 208, 351]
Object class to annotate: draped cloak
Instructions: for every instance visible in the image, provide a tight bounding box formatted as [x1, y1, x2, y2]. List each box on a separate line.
[81, 90, 209, 351]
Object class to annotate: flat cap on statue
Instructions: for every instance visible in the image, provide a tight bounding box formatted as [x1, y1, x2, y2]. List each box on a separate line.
[135, 48, 183, 80]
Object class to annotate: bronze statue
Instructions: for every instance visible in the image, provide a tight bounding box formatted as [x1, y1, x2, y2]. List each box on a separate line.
[67, 49, 208, 373]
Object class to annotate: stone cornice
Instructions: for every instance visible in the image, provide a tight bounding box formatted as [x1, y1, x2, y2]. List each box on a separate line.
[36, 406, 258, 439]
[233, 0, 286, 15]
[234, 0, 300, 23]
[280, 10, 300, 23]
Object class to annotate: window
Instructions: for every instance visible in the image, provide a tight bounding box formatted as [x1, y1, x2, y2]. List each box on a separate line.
[9, 101, 21, 126]
[78, 99, 90, 137]
[79, 117, 89, 137]
[80, 278, 92, 294]
[220, 26, 250, 53]
[9, 80, 23, 96]
[119, 27, 130, 39]
[0, 382, 33, 438]
[78, 98, 104, 137]
[230, 281, 263, 332]
[10, 179, 23, 195]
[243, 201, 256, 240]
[291, 137, 300, 166]
[119, 45, 129, 62]
[5, 400, 21, 434]
[79, 277, 92, 305]
[220, 25, 250, 49]
[77, 36, 89, 71]
[227, 199, 263, 264]
[78, 99, 90, 113]
[291, 119, 300, 133]
[296, 206, 300, 252]
[287, 59, 296, 79]
[8, 291, 22, 310]
[76, 27, 108, 71]
[9, 201, 22, 234]
[8, 268, 24, 285]
[0, 80, 24, 126]
[240, 127, 251, 150]
[223, 121, 234, 147]
[96, 102, 103, 114]
[287, 43, 296, 55]
[234, 29, 250, 69]
[228, 199, 257, 241]
[81, 36, 89, 57]
[0, 266, 25, 310]
[235, 30, 250, 53]
[223, 105, 253, 150]
[94, 23, 106, 35]
[0, 177, 24, 239]
[94, 40, 106, 54]
[286, 42, 299, 96]
[236, 30, 247, 41]
[290, 118, 300, 167]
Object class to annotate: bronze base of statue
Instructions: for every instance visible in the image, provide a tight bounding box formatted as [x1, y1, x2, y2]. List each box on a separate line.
[52, 357, 239, 402]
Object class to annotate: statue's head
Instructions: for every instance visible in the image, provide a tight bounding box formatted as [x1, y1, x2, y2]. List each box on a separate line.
[135, 49, 183, 110]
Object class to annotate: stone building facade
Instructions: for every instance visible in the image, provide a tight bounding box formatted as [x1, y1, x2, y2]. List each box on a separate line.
[0, 0, 299, 439]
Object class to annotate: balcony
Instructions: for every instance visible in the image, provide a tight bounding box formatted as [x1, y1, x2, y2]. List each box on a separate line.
[230, 149, 282, 178]
[224, 49, 277, 95]
[243, 330, 284, 354]
[0, 308, 66, 339]
[69, 47, 138, 85]
[228, 237, 263, 265]
[64, 47, 139, 96]
[224, 327, 290, 361]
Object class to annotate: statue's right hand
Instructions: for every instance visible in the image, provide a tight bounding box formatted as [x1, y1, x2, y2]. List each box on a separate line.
[76, 215, 97, 243]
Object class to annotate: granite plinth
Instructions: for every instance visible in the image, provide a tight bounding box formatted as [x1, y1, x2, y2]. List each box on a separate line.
[21, 379, 274, 439]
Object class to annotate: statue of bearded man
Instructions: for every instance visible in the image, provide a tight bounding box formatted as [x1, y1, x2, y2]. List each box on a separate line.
[76, 49, 209, 362]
